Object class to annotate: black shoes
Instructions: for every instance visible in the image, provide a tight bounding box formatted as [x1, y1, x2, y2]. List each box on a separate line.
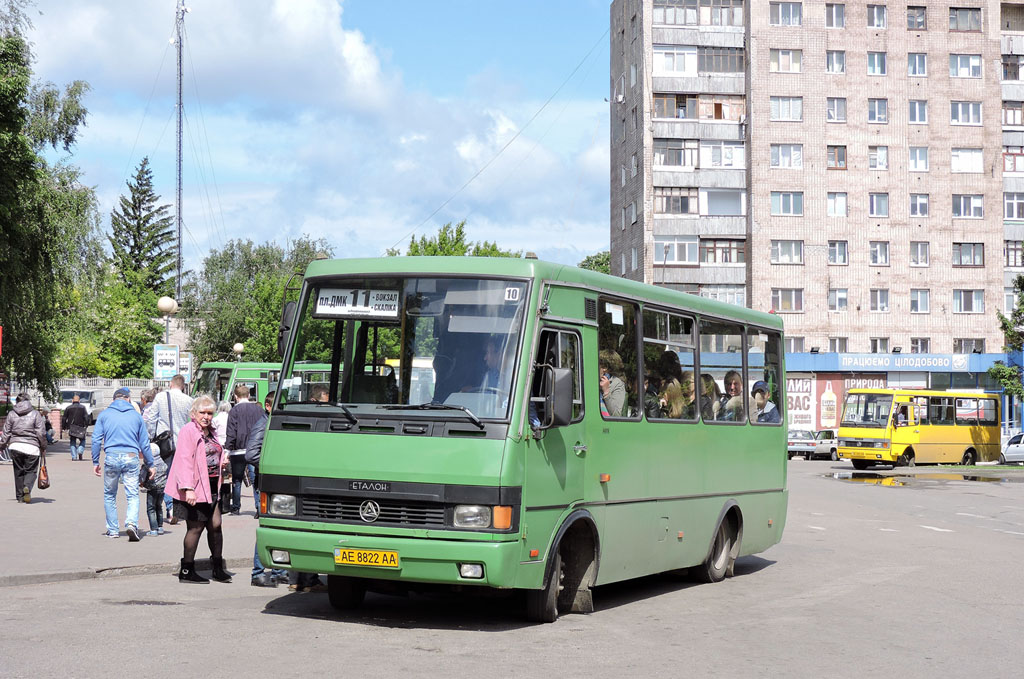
[178, 559, 209, 584]
[210, 557, 233, 583]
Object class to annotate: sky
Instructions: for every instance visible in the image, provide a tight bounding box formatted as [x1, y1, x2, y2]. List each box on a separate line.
[27, 0, 612, 273]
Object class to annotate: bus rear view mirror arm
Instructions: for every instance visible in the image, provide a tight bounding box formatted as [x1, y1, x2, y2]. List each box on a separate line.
[277, 300, 297, 358]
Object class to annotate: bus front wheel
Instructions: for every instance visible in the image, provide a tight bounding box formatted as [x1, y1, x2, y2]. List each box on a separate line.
[327, 575, 366, 610]
[897, 450, 915, 467]
[961, 449, 977, 466]
[851, 460, 870, 470]
[526, 549, 563, 623]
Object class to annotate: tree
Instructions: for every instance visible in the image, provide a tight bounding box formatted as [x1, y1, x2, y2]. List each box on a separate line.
[108, 157, 176, 296]
[578, 251, 610, 274]
[988, 273, 1024, 399]
[390, 221, 521, 258]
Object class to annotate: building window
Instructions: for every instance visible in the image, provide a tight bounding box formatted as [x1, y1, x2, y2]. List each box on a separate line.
[1006, 194, 1024, 220]
[909, 290, 931, 315]
[631, 154, 638, 177]
[869, 193, 889, 217]
[828, 240, 848, 264]
[630, 201, 637, 223]
[909, 193, 929, 216]
[829, 337, 848, 352]
[950, 54, 982, 78]
[654, 187, 698, 216]
[698, 47, 745, 73]
[827, 145, 847, 169]
[867, 52, 887, 75]
[771, 288, 804, 312]
[620, 252, 626, 275]
[1006, 240, 1024, 267]
[825, 3, 845, 28]
[654, 45, 697, 75]
[700, 239, 745, 264]
[867, 4, 887, 27]
[770, 239, 804, 264]
[770, 144, 803, 168]
[827, 192, 847, 217]
[699, 284, 746, 306]
[785, 337, 805, 353]
[953, 338, 984, 353]
[909, 100, 928, 124]
[770, 2, 802, 26]
[907, 6, 927, 29]
[868, 98, 888, 123]
[1003, 55, 1024, 81]
[909, 146, 929, 171]
[770, 95, 803, 121]
[828, 288, 848, 312]
[870, 337, 890, 353]
[826, 50, 846, 73]
[949, 7, 981, 32]
[771, 191, 804, 216]
[910, 337, 930, 353]
[654, 139, 699, 168]
[952, 194, 984, 218]
[654, 234, 699, 265]
[653, 93, 697, 119]
[870, 289, 890, 313]
[950, 101, 982, 125]
[868, 145, 888, 169]
[953, 290, 985, 313]
[620, 166, 627, 187]
[701, 141, 745, 168]
[952, 242, 984, 266]
[869, 241, 890, 266]
[631, 247, 638, 271]
[908, 53, 927, 76]
[770, 49, 802, 73]
[1007, 287, 1018, 313]
[703, 189, 745, 215]
[1004, 101, 1024, 126]
[951, 148, 983, 173]
[1006, 146, 1024, 173]
[826, 97, 847, 122]
[910, 241, 930, 267]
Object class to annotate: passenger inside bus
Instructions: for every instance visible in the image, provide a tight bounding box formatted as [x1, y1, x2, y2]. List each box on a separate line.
[700, 373, 723, 421]
[894, 405, 909, 427]
[719, 370, 743, 421]
[751, 381, 780, 423]
[310, 385, 329, 402]
[599, 350, 627, 417]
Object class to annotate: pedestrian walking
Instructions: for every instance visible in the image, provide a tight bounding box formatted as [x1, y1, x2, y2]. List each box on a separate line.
[145, 374, 192, 524]
[0, 394, 47, 503]
[62, 393, 89, 461]
[212, 401, 232, 514]
[244, 390, 287, 587]
[166, 394, 232, 584]
[91, 387, 155, 540]
[224, 384, 262, 515]
[140, 389, 169, 536]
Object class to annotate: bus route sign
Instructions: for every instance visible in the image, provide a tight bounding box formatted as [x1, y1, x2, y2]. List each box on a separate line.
[314, 288, 400, 319]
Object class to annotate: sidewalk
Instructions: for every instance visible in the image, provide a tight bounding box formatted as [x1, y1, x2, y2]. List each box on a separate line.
[0, 437, 258, 587]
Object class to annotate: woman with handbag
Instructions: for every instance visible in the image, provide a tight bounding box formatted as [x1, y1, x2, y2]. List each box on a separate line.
[165, 394, 232, 583]
[0, 394, 47, 503]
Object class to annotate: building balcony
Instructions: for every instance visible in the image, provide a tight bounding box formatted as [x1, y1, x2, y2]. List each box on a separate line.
[653, 169, 746, 189]
[651, 119, 744, 140]
[652, 215, 746, 236]
[1003, 82, 1024, 100]
[652, 74, 744, 96]
[660, 264, 746, 286]
[651, 26, 744, 47]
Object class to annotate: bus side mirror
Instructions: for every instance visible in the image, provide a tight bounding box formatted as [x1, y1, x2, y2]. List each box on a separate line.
[536, 365, 572, 430]
[277, 301, 297, 358]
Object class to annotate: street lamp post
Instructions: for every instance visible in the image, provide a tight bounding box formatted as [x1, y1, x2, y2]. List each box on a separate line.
[232, 342, 244, 362]
[157, 296, 179, 344]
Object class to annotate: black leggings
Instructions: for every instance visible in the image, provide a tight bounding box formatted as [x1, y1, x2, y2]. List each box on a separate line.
[182, 480, 223, 562]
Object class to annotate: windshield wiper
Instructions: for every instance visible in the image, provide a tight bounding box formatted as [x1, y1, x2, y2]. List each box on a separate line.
[306, 400, 358, 424]
[378, 402, 484, 429]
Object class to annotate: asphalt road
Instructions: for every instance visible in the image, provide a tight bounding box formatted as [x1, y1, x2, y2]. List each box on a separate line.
[2, 458, 1023, 678]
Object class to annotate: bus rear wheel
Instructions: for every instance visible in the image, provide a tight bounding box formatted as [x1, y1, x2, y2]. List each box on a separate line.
[696, 516, 737, 584]
[961, 449, 977, 466]
[851, 460, 870, 470]
[327, 575, 366, 610]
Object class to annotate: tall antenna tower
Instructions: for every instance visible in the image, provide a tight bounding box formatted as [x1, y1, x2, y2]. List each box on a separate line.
[174, 0, 188, 299]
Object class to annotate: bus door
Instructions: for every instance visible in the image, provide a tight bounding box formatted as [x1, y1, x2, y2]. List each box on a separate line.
[523, 326, 588, 561]
[923, 396, 957, 463]
[890, 400, 916, 461]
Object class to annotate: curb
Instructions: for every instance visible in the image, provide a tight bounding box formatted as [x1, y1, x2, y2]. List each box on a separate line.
[0, 557, 253, 588]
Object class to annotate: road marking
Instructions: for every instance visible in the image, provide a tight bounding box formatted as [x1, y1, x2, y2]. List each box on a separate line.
[879, 528, 899, 532]
[808, 525, 826, 531]
[994, 529, 1024, 536]
[920, 525, 953, 533]
[956, 512, 988, 519]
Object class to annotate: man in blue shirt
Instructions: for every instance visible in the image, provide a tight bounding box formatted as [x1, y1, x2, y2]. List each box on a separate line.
[92, 388, 154, 541]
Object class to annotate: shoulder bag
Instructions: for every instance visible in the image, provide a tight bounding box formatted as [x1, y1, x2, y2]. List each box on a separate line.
[154, 391, 176, 462]
[37, 449, 50, 490]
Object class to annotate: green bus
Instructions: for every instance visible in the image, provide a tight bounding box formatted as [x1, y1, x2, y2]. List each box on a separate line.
[257, 257, 788, 621]
[192, 361, 332, 405]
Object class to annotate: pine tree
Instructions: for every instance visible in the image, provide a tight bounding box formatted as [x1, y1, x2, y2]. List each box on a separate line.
[108, 157, 177, 296]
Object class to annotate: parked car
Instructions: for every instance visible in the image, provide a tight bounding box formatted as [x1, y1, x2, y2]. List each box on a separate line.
[52, 389, 98, 424]
[1001, 433, 1024, 465]
[787, 429, 816, 459]
[811, 429, 839, 461]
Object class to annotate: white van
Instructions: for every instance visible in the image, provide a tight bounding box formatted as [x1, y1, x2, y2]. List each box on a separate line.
[55, 389, 98, 424]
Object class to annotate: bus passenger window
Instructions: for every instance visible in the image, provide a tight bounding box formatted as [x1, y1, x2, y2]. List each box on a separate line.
[700, 320, 746, 423]
[747, 329, 783, 425]
[598, 298, 639, 419]
[642, 309, 696, 422]
[532, 329, 582, 425]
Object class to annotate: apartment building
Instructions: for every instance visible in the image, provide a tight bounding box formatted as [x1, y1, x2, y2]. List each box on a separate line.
[610, 0, 1010, 357]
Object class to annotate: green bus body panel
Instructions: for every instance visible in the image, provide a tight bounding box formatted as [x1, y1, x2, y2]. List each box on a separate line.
[258, 257, 788, 594]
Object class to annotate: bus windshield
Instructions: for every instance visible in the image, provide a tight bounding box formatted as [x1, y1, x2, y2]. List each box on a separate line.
[279, 276, 528, 421]
[193, 367, 232, 402]
[841, 392, 893, 428]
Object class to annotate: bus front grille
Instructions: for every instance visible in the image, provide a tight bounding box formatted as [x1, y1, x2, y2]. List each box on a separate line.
[300, 495, 446, 527]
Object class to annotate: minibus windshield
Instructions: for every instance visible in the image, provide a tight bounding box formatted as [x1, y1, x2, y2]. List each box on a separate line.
[279, 276, 528, 421]
[841, 393, 893, 428]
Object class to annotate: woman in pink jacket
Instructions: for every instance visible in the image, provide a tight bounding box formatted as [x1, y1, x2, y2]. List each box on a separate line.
[166, 395, 231, 583]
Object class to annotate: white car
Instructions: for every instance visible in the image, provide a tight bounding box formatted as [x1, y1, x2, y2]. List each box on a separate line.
[787, 430, 816, 459]
[1001, 433, 1024, 465]
[53, 389, 98, 424]
[811, 429, 839, 461]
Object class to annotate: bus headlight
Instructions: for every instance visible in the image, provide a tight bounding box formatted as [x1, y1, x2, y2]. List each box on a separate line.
[270, 494, 296, 516]
[454, 505, 491, 528]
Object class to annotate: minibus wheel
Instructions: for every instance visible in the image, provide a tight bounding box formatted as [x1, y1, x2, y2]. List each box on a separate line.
[961, 449, 977, 466]
[851, 460, 870, 470]
[526, 548, 563, 623]
[897, 449, 915, 467]
[696, 515, 737, 584]
[327, 575, 366, 610]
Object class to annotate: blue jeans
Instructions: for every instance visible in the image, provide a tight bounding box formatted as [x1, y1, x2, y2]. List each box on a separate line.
[252, 542, 287, 580]
[69, 436, 85, 460]
[103, 452, 140, 535]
